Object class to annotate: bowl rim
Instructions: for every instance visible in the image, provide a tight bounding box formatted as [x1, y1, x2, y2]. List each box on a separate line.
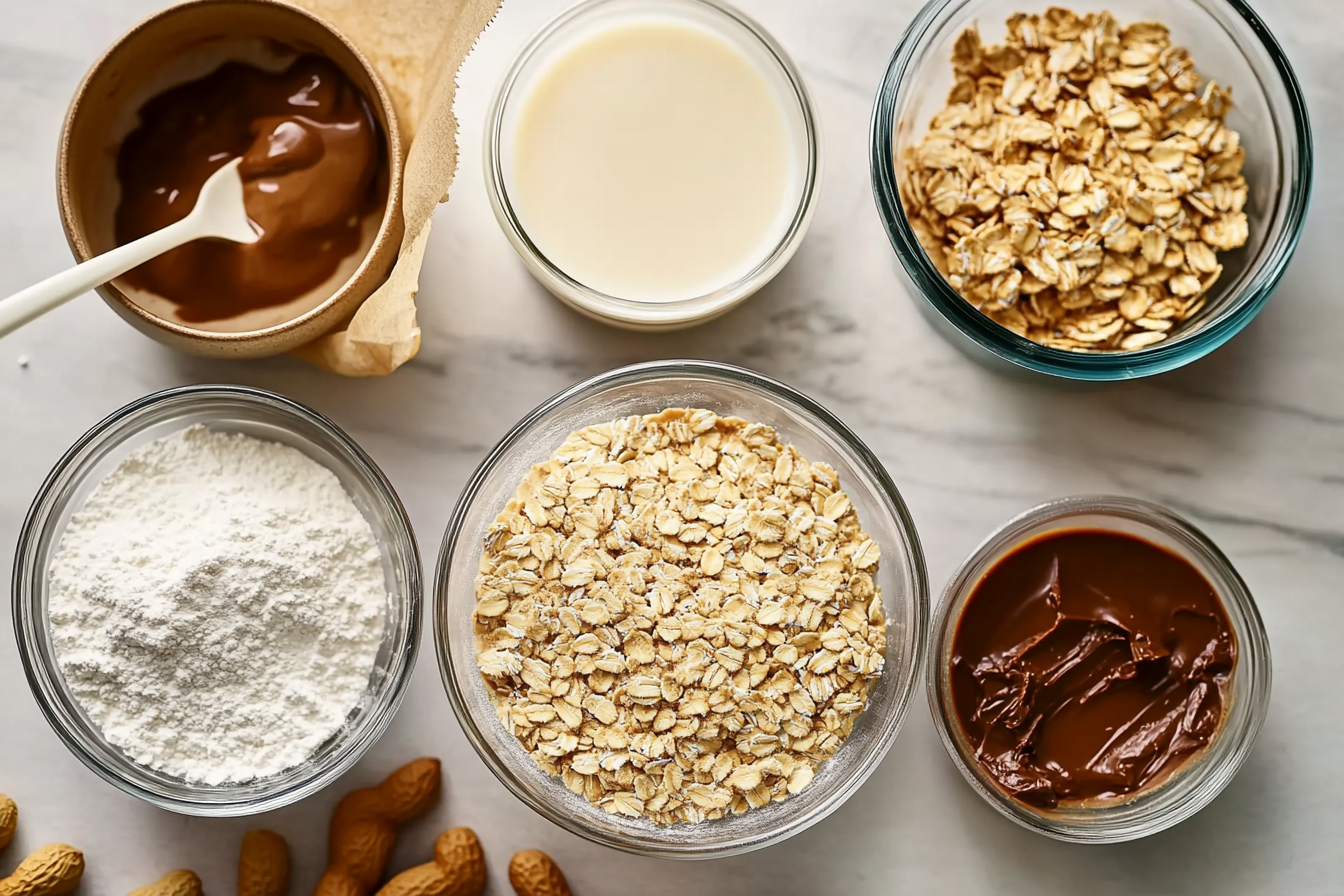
[11, 383, 422, 816]
[925, 494, 1273, 842]
[433, 358, 930, 857]
[482, 0, 822, 328]
[868, 0, 1314, 380]
[55, 0, 405, 344]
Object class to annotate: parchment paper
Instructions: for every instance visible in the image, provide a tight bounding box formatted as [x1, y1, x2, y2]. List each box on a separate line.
[288, 0, 502, 376]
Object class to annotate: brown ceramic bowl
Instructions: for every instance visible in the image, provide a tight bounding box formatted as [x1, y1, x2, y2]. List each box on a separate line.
[57, 0, 404, 359]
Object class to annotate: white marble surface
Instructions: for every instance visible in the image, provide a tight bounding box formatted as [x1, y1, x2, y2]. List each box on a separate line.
[1, 0, 1341, 893]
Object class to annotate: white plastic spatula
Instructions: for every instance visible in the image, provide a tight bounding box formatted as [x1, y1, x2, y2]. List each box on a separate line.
[0, 157, 258, 339]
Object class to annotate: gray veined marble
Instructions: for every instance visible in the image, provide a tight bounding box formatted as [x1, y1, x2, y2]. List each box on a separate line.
[0, 0, 1341, 894]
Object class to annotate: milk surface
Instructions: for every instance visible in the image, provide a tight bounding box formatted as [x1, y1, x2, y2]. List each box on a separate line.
[509, 19, 796, 303]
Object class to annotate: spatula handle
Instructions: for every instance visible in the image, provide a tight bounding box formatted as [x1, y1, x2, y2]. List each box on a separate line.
[0, 215, 203, 339]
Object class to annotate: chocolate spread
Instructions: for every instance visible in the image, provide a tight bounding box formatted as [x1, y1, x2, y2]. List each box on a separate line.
[115, 54, 383, 323]
[950, 529, 1236, 808]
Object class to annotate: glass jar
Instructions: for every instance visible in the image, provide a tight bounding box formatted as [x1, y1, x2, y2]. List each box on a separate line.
[870, 0, 1312, 380]
[928, 495, 1272, 842]
[12, 385, 422, 816]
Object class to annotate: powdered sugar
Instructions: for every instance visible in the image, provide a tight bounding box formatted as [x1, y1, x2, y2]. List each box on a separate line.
[48, 424, 387, 785]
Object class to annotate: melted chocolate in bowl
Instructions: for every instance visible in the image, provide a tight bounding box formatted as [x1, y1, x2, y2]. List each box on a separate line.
[950, 529, 1237, 809]
[115, 53, 384, 324]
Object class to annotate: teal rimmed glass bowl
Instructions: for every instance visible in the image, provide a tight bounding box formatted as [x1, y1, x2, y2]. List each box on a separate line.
[870, 0, 1312, 381]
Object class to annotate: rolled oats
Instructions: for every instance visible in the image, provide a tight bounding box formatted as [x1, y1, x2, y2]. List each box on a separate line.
[474, 409, 887, 825]
[898, 7, 1251, 352]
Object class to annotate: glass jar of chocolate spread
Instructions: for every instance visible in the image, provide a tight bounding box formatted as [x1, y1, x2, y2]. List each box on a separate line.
[928, 495, 1272, 843]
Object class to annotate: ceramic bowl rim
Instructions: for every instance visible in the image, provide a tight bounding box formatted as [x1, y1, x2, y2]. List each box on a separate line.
[55, 0, 405, 344]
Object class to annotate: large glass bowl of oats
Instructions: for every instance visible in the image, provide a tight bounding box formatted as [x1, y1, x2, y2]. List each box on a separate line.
[433, 360, 928, 857]
[871, 0, 1311, 380]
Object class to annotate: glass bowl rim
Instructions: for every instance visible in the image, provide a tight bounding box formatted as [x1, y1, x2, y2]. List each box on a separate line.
[868, 0, 1314, 381]
[11, 383, 423, 816]
[433, 358, 930, 857]
[482, 0, 823, 327]
[926, 493, 1273, 842]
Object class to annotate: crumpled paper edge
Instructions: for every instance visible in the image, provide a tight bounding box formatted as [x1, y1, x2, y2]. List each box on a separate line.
[289, 0, 503, 376]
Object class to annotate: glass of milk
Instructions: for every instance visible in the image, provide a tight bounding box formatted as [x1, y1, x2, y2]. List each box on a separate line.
[484, 0, 820, 330]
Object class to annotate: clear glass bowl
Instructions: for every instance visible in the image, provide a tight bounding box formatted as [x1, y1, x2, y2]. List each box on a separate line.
[928, 495, 1272, 842]
[483, 0, 821, 331]
[870, 0, 1313, 380]
[434, 360, 928, 857]
[11, 385, 421, 816]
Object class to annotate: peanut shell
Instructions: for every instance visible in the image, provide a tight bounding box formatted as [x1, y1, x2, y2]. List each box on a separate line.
[375, 758, 442, 823]
[508, 851, 570, 896]
[0, 795, 15, 851]
[238, 830, 289, 896]
[0, 844, 84, 896]
[127, 870, 202, 896]
[433, 829, 485, 896]
[374, 828, 484, 896]
[314, 758, 443, 896]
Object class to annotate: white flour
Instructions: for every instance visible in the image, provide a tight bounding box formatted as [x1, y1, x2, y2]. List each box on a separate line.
[48, 425, 387, 785]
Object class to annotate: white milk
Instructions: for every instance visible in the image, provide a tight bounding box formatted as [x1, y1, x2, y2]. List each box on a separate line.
[508, 18, 798, 303]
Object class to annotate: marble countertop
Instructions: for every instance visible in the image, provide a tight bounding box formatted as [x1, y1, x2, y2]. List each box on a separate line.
[1, 0, 1340, 893]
